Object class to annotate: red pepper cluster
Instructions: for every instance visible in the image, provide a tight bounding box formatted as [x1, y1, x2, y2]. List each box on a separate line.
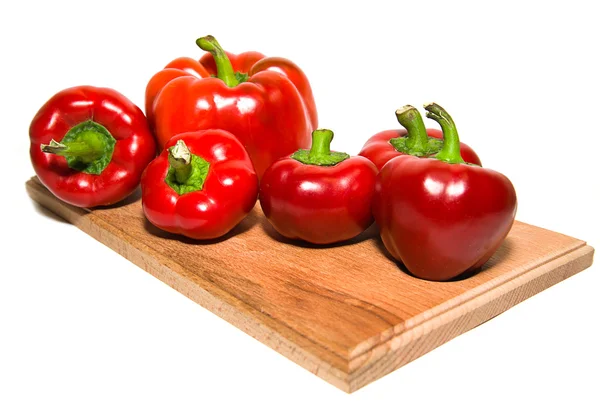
[29, 35, 517, 282]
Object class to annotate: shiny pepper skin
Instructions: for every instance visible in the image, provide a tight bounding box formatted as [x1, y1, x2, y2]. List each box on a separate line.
[146, 35, 318, 178]
[260, 129, 378, 244]
[29, 86, 156, 208]
[141, 129, 258, 240]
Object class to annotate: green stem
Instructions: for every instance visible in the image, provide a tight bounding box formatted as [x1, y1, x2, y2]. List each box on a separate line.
[291, 129, 350, 166]
[424, 103, 465, 164]
[40, 120, 116, 175]
[168, 140, 193, 184]
[309, 129, 334, 158]
[41, 139, 104, 163]
[196, 35, 239, 87]
[395, 105, 429, 153]
[389, 105, 444, 157]
[165, 140, 211, 196]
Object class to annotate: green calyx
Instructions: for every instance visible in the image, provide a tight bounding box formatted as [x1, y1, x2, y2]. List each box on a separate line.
[424, 103, 466, 164]
[389, 105, 443, 157]
[291, 129, 350, 166]
[40, 120, 116, 175]
[196, 35, 248, 87]
[165, 140, 210, 195]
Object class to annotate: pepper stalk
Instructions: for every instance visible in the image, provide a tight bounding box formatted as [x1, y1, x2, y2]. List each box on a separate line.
[196, 35, 247, 87]
[390, 105, 444, 157]
[165, 140, 211, 195]
[424, 103, 466, 164]
[291, 129, 350, 166]
[40, 120, 116, 174]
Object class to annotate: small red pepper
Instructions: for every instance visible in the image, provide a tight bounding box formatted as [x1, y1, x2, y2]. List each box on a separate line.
[359, 105, 481, 170]
[146, 35, 318, 178]
[260, 129, 377, 244]
[373, 103, 517, 281]
[29, 86, 157, 208]
[141, 130, 258, 240]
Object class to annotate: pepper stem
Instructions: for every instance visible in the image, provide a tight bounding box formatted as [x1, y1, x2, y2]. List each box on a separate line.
[389, 105, 444, 157]
[168, 140, 193, 184]
[41, 138, 105, 163]
[196, 35, 239, 87]
[309, 129, 334, 158]
[291, 129, 350, 166]
[164, 139, 211, 196]
[395, 105, 429, 153]
[424, 103, 465, 164]
[39, 120, 116, 175]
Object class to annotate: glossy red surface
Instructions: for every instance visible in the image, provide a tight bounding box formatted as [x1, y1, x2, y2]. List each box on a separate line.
[250, 57, 318, 130]
[29, 86, 156, 208]
[145, 57, 211, 132]
[146, 50, 317, 179]
[259, 156, 377, 244]
[141, 130, 258, 240]
[373, 156, 517, 281]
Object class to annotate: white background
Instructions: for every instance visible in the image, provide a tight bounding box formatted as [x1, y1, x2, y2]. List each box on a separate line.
[1, 1, 599, 400]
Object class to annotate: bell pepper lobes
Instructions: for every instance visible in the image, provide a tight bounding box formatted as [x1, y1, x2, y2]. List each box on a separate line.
[359, 105, 482, 170]
[147, 35, 318, 178]
[373, 103, 517, 281]
[259, 129, 377, 244]
[141, 129, 258, 240]
[29, 86, 157, 208]
[146, 49, 267, 126]
[145, 57, 212, 133]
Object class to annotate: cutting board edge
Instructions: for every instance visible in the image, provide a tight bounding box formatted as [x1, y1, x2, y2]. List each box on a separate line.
[348, 236, 588, 361]
[345, 243, 594, 392]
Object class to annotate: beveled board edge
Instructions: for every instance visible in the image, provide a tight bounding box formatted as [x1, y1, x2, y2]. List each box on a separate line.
[346, 244, 593, 392]
[26, 178, 595, 393]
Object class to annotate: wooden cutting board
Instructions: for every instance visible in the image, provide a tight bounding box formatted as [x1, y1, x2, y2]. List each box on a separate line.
[26, 177, 594, 393]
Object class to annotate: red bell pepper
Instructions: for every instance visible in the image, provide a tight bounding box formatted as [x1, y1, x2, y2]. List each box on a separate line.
[29, 86, 157, 208]
[260, 129, 377, 244]
[373, 103, 517, 281]
[146, 48, 267, 127]
[359, 105, 481, 170]
[147, 35, 318, 178]
[141, 129, 258, 240]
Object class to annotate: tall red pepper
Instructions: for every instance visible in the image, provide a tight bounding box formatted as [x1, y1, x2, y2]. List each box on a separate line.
[147, 35, 318, 178]
[373, 103, 517, 281]
[29, 86, 156, 208]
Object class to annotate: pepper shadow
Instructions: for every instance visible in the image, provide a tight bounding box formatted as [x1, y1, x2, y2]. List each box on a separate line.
[28, 188, 140, 219]
[259, 218, 379, 249]
[93, 187, 142, 210]
[28, 198, 69, 224]
[142, 207, 260, 245]
[371, 235, 421, 279]
[373, 235, 516, 283]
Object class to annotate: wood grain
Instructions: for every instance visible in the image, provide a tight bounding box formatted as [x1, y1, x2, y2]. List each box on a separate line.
[26, 177, 594, 393]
